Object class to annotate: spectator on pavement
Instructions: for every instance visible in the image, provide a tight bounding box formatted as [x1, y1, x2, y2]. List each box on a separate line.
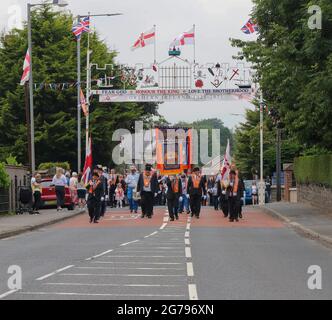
[115, 183, 125, 208]
[52, 168, 67, 211]
[69, 172, 78, 207]
[31, 173, 42, 214]
[252, 181, 258, 205]
[77, 172, 87, 209]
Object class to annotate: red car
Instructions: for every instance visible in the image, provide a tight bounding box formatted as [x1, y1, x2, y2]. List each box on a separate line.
[40, 178, 75, 210]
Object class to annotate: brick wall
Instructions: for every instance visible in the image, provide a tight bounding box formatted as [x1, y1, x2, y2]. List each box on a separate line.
[298, 184, 332, 214]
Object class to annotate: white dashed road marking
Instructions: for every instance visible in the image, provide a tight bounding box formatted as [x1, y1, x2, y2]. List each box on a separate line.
[36, 265, 75, 281]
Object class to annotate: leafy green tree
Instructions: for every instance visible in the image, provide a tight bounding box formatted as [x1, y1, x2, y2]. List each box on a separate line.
[0, 5, 160, 170]
[231, 0, 332, 154]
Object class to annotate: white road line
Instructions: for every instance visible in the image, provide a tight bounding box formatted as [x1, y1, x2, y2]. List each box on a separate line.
[144, 231, 158, 238]
[185, 247, 192, 258]
[74, 266, 185, 270]
[187, 262, 194, 277]
[0, 289, 19, 299]
[104, 255, 184, 258]
[92, 261, 183, 265]
[188, 284, 198, 300]
[36, 265, 75, 281]
[45, 283, 182, 287]
[120, 240, 139, 246]
[85, 249, 113, 261]
[185, 238, 190, 245]
[186, 223, 191, 230]
[160, 223, 167, 230]
[163, 217, 169, 222]
[19, 292, 185, 297]
[185, 231, 190, 238]
[60, 273, 185, 277]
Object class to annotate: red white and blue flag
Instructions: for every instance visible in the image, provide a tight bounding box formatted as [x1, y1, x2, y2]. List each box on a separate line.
[82, 136, 93, 184]
[241, 18, 259, 34]
[72, 16, 90, 39]
[20, 49, 30, 86]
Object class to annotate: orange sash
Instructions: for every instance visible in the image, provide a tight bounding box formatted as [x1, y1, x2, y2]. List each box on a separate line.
[143, 173, 152, 188]
[192, 175, 200, 189]
[172, 179, 179, 193]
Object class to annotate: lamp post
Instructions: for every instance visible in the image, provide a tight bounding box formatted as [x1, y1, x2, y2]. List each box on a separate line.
[27, 0, 68, 174]
[258, 93, 266, 205]
[76, 13, 122, 172]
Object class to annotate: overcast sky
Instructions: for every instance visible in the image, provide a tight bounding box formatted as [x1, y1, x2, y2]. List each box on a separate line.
[1, 0, 257, 129]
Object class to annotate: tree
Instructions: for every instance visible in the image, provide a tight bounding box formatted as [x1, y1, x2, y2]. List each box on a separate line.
[0, 5, 160, 170]
[231, 0, 332, 154]
[234, 106, 302, 179]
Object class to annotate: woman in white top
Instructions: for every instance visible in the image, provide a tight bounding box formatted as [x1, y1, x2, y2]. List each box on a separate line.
[52, 167, 67, 211]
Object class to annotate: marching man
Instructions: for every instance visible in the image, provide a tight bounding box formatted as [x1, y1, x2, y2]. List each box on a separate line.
[166, 175, 182, 221]
[187, 167, 206, 219]
[137, 164, 158, 219]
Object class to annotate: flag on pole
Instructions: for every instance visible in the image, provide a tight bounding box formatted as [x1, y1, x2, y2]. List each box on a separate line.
[131, 27, 156, 51]
[80, 89, 88, 116]
[20, 49, 30, 86]
[72, 16, 90, 39]
[170, 27, 195, 47]
[221, 139, 232, 179]
[241, 18, 259, 34]
[82, 136, 92, 184]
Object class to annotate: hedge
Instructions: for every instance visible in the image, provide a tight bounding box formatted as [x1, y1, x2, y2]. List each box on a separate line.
[38, 162, 71, 171]
[294, 155, 332, 187]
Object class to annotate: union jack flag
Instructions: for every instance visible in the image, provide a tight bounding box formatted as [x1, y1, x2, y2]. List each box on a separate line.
[241, 18, 259, 34]
[72, 16, 90, 39]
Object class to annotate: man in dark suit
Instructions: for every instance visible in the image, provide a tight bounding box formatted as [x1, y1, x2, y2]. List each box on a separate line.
[137, 164, 158, 219]
[87, 172, 103, 224]
[166, 175, 182, 221]
[187, 167, 206, 219]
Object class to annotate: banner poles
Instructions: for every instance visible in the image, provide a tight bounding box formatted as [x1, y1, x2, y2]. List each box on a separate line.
[86, 13, 91, 157]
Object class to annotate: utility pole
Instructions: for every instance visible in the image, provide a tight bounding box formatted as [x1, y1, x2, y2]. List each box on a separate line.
[24, 82, 32, 171]
[276, 127, 282, 202]
[258, 93, 266, 205]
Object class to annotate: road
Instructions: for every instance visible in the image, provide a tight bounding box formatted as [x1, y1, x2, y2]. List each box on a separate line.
[0, 206, 331, 300]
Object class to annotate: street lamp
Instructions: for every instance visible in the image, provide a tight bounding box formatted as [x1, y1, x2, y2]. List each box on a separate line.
[27, 0, 68, 174]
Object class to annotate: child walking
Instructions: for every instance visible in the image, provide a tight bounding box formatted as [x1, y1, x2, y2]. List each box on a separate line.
[115, 183, 125, 208]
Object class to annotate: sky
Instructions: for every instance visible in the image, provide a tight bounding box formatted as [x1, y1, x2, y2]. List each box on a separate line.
[0, 0, 257, 129]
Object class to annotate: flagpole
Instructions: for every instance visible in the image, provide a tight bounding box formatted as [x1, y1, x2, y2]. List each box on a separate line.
[77, 15, 81, 173]
[154, 24, 157, 64]
[86, 13, 91, 157]
[27, 3, 35, 174]
[193, 24, 196, 64]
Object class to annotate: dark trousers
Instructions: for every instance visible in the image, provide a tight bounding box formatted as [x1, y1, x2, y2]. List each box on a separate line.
[220, 194, 229, 217]
[213, 195, 219, 210]
[55, 186, 65, 208]
[141, 192, 154, 217]
[190, 194, 201, 217]
[87, 196, 101, 222]
[229, 196, 239, 220]
[100, 199, 106, 217]
[167, 197, 179, 219]
[33, 191, 42, 211]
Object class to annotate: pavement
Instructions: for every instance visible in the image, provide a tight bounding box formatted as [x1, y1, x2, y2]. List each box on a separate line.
[0, 204, 331, 300]
[262, 202, 332, 247]
[0, 208, 85, 240]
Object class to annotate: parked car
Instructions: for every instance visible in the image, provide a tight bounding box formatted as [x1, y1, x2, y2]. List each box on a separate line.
[243, 180, 269, 205]
[40, 179, 75, 210]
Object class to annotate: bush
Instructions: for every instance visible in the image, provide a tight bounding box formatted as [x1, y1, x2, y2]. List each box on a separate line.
[0, 163, 10, 188]
[294, 155, 332, 187]
[38, 162, 71, 171]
